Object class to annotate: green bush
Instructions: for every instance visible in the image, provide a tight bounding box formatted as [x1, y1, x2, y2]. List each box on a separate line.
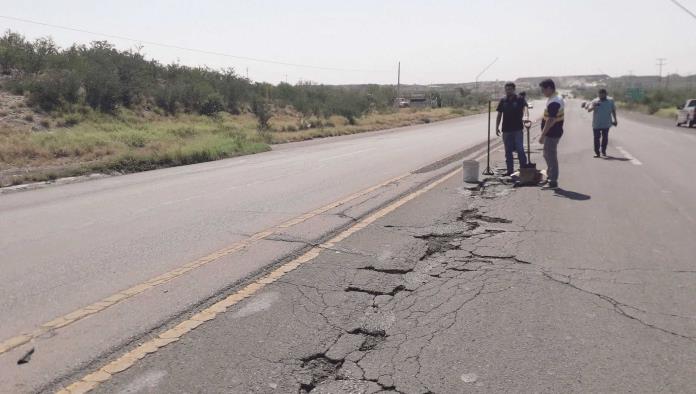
[200, 93, 225, 116]
[0, 30, 407, 122]
[63, 114, 81, 127]
[27, 70, 81, 111]
[252, 99, 271, 130]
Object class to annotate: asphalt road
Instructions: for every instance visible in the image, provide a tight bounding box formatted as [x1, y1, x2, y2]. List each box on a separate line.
[5, 99, 696, 393]
[0, 109, 523, 393]
[81, 100, 695, 393]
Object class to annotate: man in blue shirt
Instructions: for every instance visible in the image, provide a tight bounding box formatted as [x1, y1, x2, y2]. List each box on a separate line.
[587, 89, 618, 157]
[496, 82, 528, 176]
[538, 79, 564, 189]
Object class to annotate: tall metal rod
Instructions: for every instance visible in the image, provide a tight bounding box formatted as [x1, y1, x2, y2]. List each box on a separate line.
[482, 100, 494, 175]
[526, 124, 531, 160]
[475, 57, 499, 90]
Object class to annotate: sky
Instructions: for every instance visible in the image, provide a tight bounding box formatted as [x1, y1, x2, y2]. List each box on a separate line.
[1, 0, 695, 85]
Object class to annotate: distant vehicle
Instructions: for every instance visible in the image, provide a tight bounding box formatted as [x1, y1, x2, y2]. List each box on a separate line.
[676, 99, 696, 128]
[396, 98, 410, 108]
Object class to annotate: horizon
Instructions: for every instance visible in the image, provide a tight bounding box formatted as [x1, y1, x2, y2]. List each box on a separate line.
[1, 28, 693, 87]
[1, 0, 695, 85]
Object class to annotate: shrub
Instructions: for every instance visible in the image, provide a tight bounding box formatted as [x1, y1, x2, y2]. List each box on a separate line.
[0, 31, 403, 118]
[200, 93, 225, 116]
[169, 126, 197, 138]
[23, 114, 34, 122]
[117, 131, 149, 148]
[27, 70, 81, 111]
[251, 99, 271, 130]
[64, 114, 81, 126]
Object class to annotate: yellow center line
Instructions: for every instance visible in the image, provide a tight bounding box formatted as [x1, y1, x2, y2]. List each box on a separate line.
[56, 165, 464, 394]
[0, 173, 410, 356]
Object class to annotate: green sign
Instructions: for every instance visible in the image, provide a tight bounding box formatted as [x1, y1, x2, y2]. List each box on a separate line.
[625, 88, 645, 102]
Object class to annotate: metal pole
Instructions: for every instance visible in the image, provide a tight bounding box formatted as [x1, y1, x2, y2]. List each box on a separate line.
[475, 57, 499, 91]
[397, 61, 401, 98]
[482, 100, 494, 175]
[657, 58, 667, 80]
[526, 124, 531, 161]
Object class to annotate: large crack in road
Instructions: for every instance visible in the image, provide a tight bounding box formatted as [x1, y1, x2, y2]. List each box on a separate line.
[278, 175, 696, 393]
[93, 170, 696, 394]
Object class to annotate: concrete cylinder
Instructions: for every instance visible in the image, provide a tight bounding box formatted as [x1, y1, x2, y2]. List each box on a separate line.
[462, 160, 479, 183]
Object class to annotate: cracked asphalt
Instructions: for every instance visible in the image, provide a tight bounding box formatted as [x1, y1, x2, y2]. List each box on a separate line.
[92, 102, 696, 393]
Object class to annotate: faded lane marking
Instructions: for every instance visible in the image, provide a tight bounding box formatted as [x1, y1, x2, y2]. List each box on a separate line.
[230, 291, 279, 319]
[115, 369, 167, 394]
[318, 148, 375, 162]
[616, 146, 642, 166]
[56, 165, 464, 394]
[0, 173, 409, 356]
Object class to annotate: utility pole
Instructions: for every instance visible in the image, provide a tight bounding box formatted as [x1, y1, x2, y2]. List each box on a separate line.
[246, 67, 249, 80]
[657, 58, 667, 79]
[397, 61, 401, 100]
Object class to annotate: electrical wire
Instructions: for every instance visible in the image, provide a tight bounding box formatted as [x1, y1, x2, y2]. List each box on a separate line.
[669, 0, 696, 21]
[0, 14, 392, 73]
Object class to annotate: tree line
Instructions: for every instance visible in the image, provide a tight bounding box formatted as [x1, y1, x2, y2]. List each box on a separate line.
[0, 31, 399, 125]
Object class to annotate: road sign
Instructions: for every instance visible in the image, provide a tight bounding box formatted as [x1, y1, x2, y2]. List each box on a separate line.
[625, 88, 645, 102]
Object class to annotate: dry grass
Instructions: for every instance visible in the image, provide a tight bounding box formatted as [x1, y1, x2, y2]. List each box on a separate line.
[269, 107, 481, 143]
[617, 102, 679, 119]
[0, 110, 268, 186]
[1, 105, 486, 187]
[654, 107, 679, 119]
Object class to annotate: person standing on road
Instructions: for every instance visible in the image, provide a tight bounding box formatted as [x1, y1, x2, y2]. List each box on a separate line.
[496, 82, 528, 176]
[587, 88, 618, 157]
[538, 79, 564, 189]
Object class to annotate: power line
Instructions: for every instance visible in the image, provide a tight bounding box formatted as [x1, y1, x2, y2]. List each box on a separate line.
[669, 0, 696, 20]
[0, 14, 392, 73]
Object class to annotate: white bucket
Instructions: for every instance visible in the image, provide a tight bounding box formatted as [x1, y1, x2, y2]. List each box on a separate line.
[462, 160, 479, 183]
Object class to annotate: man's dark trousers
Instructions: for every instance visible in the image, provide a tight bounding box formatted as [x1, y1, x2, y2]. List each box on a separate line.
[593, 128, 609, 155]
[503, 130, 528, 175]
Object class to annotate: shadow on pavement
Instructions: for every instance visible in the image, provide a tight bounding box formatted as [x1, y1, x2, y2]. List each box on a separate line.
[554, 188, 591, 201]
[602, 155, 630, 162]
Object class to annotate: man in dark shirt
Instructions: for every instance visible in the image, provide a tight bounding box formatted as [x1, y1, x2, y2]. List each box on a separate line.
[496, 82, 528, 176]
[538, 79, 564, 188]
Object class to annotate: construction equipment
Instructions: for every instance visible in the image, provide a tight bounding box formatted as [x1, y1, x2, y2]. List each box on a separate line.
[517, 120, 542, 186]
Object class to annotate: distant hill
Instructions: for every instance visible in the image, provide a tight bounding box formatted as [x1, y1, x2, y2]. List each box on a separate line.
[515, 75, 610, 88]
[606, 74, 696, 89]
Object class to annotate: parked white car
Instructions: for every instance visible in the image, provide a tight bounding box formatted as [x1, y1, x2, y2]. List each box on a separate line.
[677, 99, 696, 128]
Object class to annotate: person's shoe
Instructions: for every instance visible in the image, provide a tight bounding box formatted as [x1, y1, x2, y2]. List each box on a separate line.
[601, 152, 607, 157]
[594, 153, 600, 158]
[548, 181, 558, 188]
